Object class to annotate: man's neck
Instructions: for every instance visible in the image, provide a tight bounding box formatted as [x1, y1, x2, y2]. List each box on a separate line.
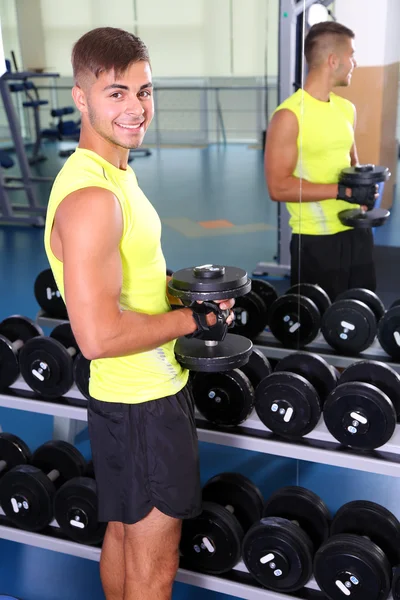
[303, 72, 333, 102]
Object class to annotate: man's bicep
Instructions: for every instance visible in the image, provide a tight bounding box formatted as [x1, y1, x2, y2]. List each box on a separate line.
[265, 110, 299, 196]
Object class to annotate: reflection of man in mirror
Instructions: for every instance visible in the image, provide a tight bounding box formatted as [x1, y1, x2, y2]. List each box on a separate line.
[265, 22, 376, 301]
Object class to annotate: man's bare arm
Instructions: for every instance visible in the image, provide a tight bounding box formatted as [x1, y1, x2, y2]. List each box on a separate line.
[265, 109, 339, 203]
[53, 188, 201, 360]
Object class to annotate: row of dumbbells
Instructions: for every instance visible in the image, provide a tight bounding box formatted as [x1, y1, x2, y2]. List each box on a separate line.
[192, 348, 400, 451]
[0, 433, 104, 545]
[0, 315, 90, 404]
[181, 471, 400, 600]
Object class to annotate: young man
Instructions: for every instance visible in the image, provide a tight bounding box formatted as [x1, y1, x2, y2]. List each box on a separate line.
[265, 21, 377, 300]
[44, 28, 234, 600]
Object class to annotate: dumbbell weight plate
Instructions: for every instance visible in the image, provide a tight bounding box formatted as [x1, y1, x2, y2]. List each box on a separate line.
[321, 299, 377, 355]
[168, 266, 251, 301]
[338, 207, 390, 229]
[339, 165, 390, 186]
[287, 283, 331, 315]
[232, 291, 268, 339]
[192, 369, 254, 427]
[72, 353, 91, 405]
[34, 269, 68, 319]
[180, 501, 244, 574]
[263, 486, 331, 551]
[255, 372, 322, 438]
[32, 440, 87, 486]
[243, 516, 314, 592]
[323, 382, 397, 450]
[0, 317, 43, 391]
[339, 361, 400, 422]
[251, 279, 279, 315]
[336, 289, 385, 323]
[314, 534, 392, 600]
[0, 432, 31, 469]
[0, 315, 43, 344]
[54, 477, 106, 545]
[268, 294, 320, 348]
[174, 334, 253, 372]
[378, 306, 400, 361]
[392, 566, 400, 600]
[202, 472, 264, 534]
[240, 348, 272, 390]
[390, 299, 400, 309]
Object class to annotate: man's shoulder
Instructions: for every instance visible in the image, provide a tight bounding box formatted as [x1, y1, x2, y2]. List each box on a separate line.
[331, 93, 355, 111]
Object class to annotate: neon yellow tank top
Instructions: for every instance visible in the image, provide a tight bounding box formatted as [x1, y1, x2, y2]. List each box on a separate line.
[44, 148, 188, 404]
[275, 89, 355, 235]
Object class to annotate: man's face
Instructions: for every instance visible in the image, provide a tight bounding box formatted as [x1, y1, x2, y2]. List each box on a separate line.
[333, 38, 357, 87]
[76, 61, 154, 150]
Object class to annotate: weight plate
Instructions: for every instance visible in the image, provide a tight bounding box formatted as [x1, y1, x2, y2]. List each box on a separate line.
[50, 324, 79, 355]
[174, 334, 253, 372]
[0, 464, 56, 531]
[275, 352, 338, 405]
[255, 372, 322, 438]
[54, 477, 106, 545]
[202, 472, 264, 533]
[192, 369, 254, 427]
[180, 501, 244, 574]
[378, 306, 400, 361]
[0, 433, 31, 471]
[240, 348, 272, 389]
[34, 269, 68, 319]
[251, 279, 279, 315]
[321, 299, 377, 355]
[232, 291, 268, 339]
[338, 208, 390, 229]
[393, 566, 400, 600]
[314, 534, 392, 600]
[268, 294, 321, 348]
[263, 486, 331, 551]
[336, 289, 385, 323]
[331, 500, 400, 566]
[339, 165, 390, 186]
[323, 382, 396, 450]
[0, 315, 43, 343]
[73, 353, 91, 402]
[19, 337, 74, 398]
[390, 299, 400, 310]
[339, 361, 400, 422]
[243, 516, 314, 592]
[32, 440, 86, 486]
[287, 283, 331, 316]
[168, 265, 251, 300]
[0, 336, 19, 390]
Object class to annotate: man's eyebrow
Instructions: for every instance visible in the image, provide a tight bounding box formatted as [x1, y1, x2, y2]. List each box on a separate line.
[103, 82, 153, 92]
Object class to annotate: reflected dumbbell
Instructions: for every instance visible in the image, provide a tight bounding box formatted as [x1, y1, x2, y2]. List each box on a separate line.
[0, 316, 43, 390]
[34, 269, 68, 320]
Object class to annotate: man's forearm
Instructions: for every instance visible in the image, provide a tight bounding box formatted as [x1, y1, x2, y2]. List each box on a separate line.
[270, 177, 339, 203]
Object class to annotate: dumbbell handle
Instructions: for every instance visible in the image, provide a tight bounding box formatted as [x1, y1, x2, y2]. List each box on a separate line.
[47, 468, 60, 482]
[67, 347, 77, 358]
[0, 459, 6, 474]
[12, 339, 24, 352]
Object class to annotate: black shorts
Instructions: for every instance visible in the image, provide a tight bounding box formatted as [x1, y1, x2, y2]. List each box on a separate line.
[87, 385, 202, 524]
[290, 228, 376, 301]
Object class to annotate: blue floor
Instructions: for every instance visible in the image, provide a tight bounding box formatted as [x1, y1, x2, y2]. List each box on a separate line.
[1, 144, 400, 599]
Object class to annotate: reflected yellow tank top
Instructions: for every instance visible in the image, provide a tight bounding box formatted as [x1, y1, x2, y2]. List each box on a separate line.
[275, 89, 355, 235]
[44, 148, 188, 403]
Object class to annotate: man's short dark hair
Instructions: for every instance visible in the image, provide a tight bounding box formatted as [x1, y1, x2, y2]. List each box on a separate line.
[305, 21, 355, 66]
[72, 27, 150, 84]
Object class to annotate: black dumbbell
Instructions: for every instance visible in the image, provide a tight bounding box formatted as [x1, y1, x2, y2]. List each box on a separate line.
[243, 486, 331, 593]
[191, 349, 272, 427]
[0, 440, 86, 531]
[322, 288, 385, 355]
[34, 269, 68, 320]
[268, 283, 331, 348]
[180, 472, 264, 574]
[255, 352, 338, 438]
[315, 500, 400, 600]
[232, 279, 278, 340]
[378, 305, 400, 361]
[0, 433, 31, 482]
[0, 316, 43, 390]
[337, 164, 390, 228]
[393, 566, 400, 600]
[73, 353, 91, 405]
[19, 323, 80, 399]
[323, 360, 400, 450]
[168, 265, 253, 371]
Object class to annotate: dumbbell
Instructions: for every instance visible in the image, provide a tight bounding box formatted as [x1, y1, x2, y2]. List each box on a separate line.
[322, 288, 385, 355]
[268, 283, 331, 348]
[191, 348, 272, 427]
[393, 566, 400, 600]
[378, 304, 400, 361]
[0, 316, 43, 390]
[323, 360, 400, 450]
[315, 500, 400, 600]
[73, 353, 91, 404]
[0, 433, 31, 484]
[255, 352, 339, 438]
[19, 323, 80, 399]
[231, 279, 278, 340]
[180, 472, 264, 574]
[34, 269, 68, 320]
[54, 473, 106, 545]
[0, 440, 86, 531]
[243, 486, 331, 593]
[168, 265, 253, 371]
[337, 164, 391, 229]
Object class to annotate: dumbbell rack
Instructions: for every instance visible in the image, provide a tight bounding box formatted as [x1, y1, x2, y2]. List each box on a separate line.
[0, 312, 399, 600]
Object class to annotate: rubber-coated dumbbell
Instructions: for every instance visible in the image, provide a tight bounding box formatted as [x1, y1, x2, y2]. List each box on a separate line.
[255, 352, 338, 438]
[0, 440, 86, 531]
[268, 283, 331, 348]
[243, 486, 331, 593]
[19, 323, 80, 399]
[322, 288, 385, 355]
[232, 279, 278, 340]
[34, 268, 68, 320]
[0, 316, 43, 390]
[168, 265, 253, 371]
[0, 433, 31, 482]
[378, 304, 400, 361]
[180, 472, 264, 574]
[392, 566, 400, 600]
[323, 360, 400, 450]
[191, 349, 272, 427]
[315, 500, 400, 600]
[73, 353, 91, 402]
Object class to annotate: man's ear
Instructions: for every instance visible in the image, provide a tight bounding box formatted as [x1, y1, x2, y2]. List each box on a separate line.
[72, 85, 88, 114]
